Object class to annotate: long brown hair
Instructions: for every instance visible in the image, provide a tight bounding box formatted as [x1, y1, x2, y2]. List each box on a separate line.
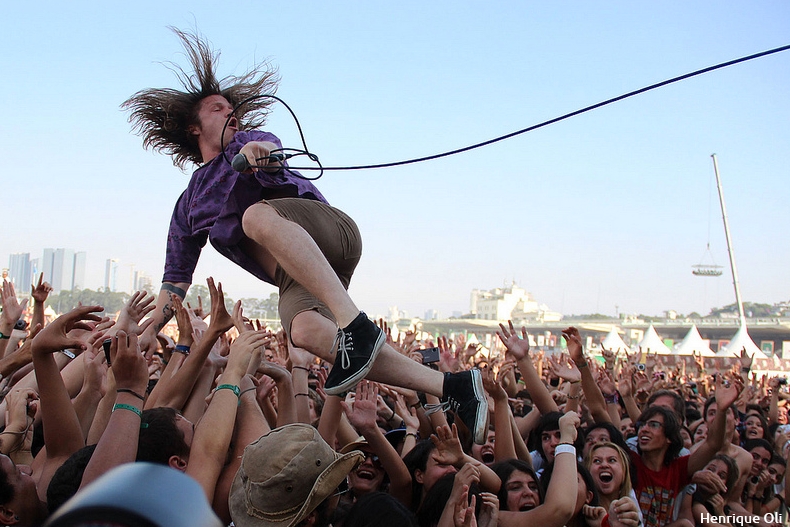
[122, 27, 279, 169]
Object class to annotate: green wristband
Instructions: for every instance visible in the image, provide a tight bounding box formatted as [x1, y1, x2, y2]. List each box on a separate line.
[113, 403, 142, 418]
[216, 384, 241, 398]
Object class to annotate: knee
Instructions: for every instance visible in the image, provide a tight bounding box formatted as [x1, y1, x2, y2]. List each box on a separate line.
[242, 202, 277, 239]
[289, 312, 336, 359]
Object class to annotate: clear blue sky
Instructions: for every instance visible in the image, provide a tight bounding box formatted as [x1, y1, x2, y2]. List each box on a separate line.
[2, 2, 788, 318]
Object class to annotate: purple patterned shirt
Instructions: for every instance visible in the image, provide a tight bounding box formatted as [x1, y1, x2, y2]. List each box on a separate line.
[163, 130, 327, 285]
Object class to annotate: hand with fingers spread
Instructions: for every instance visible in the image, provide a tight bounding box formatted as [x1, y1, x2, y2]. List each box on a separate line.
[206, 277, 234, 334]
[171, 296, 195, 349]
[187, 294, 207, 320]
[432, 424, 466, 467]
[116, 291, 156, 336]
[1, 280, 28, 327]
[482, 367, 507, 403]
[550, 354, 581, 384]
[497, 321, 530, 361]
[452, 486, 478, 527]
[31, 305, 107, 356]
[341, 379, 379, 434]
[232, 300, 254, 334]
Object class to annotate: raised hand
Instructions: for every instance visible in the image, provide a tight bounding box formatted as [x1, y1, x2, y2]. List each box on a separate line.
[1, 280, 27, 326]
[431, 423, 465, 467]
[206, 277, 233, 334]
[550, 354, 582, 384]
[341, 379, 379, 434]
[110, 331, 149, 395]
[116, 291, 156, 335]
[497, 321, 530, 360]
[738, 347, 753, 372]
[31, 305, 106, 356]
[30, 273, 53, 304]
[714, 373, 744, 410]
[172, 296, 195, 348]
[561, 327, 584, 364]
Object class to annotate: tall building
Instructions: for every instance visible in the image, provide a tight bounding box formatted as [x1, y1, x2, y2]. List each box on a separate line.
[134, 270, 153, 292]
[105, 259, 120, 292]
[40, 248, 87, 293]
[470, 282, 562, 322]
[8, 253, 32, 291]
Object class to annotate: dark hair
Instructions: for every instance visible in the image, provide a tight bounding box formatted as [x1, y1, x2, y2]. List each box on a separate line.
[402, 439, 437, 510]
[703, 396, 737, 421]
[417, 473, 480, 527]
[582, 422, 630, 455]
[637, 406, 683, 465]
[137, 408, 190, 465]
[47, 444, 98, 514]
[743, 438, 773, 455]
[491, 459, 543, 510]
[532, 411, 563, 462]
[647, 390, 686, 423]
[0, 464, 14, 506]
[343, 492, 418, 527]
[713, 454, 740, 493]
[123, 27, 279, 169]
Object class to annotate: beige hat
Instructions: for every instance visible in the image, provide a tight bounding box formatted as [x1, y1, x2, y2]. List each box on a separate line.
[229, 424, 364, 527]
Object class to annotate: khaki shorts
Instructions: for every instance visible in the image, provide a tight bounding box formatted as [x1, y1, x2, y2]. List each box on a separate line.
[264, 198, 362, 333]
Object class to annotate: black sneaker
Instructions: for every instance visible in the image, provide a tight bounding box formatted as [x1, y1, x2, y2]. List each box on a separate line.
[324, 312, 385, 396]
[441, 370, 489, 444]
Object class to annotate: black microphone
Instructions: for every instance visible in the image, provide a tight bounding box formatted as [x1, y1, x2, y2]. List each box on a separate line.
[231, 153, 250, 172]
[231, 153, 287, 172]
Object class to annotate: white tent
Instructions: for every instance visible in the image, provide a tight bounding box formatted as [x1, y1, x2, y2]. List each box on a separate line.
[718, 324, 766, 358]
[637, 324, 672, 355]
[673, 325, 715, 357]
[601, 327, 630, 353]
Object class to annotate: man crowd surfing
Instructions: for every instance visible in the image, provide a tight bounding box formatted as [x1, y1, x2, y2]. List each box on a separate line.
[0, 28, 786, 527]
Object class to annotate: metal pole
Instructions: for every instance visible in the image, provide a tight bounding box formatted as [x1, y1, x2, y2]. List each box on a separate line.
[711, 154, 746, 326]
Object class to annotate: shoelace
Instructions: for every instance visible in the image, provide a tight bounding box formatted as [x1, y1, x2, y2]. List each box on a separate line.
[333, 328, 353, 370]
[424, 398, 460, 416]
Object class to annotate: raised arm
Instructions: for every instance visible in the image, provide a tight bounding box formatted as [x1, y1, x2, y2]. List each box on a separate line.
[689, 373, 744, 475]
[29, 273, 52, 336]
[498, 321, 558, 415]
[1, 280, 28, 358]
[564, 326, 611, 423]
[138, 282, 191, 356]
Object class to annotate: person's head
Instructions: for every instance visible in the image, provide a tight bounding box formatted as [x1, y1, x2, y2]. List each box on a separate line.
[647, 390, 686, 424]
[491, 460, 543, 512]
[417, 473, 481, 527]
[137, 407, 193, 470]
[470, 427, 496, 464]
[229, 424, 363, 527]
[701, 455, 739, 498]
[741, 413, 770, 443]
[586, 442, 633, 501]
[743, 438, 773, 478]
[123, 27, 279, 169]
[636, 406, 683, 464]
[403, 439, 457, 510]
[341, 441, 387, 497]
[0, 454, 46, 527]
[767, 455, 786, 486]
[777, 404, 788, 425]
[534, 411, 563, 463]
[342, 492, 418, 527]
[47, 444, 98, 514]
[704, 397, 738, 435]
[582, 423, 627, 460]
[692, 422, 708, 445]
[619, 417, 636, 439]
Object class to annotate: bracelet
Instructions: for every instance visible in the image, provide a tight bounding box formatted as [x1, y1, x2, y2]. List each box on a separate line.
[174, 345, 191, 355]
[388, 407, 396, 421]
[741, 367, 750, 373]
[292, 366, 311, 372]
[554, 444, 576, 456]
[240, 387, 257, 397]
[0, 332, 10, 340]
[295, 393, 310, 398]
[117, 388, 146, 401]
[567, 394, 581, 400]
[112, 403, 142, 418]
[216, 384, 241, 398]
[61, 350, 76, 359]
[576, 361, 588, 368]
[569, 380, 581, 384]
[405, 432, 418, 440]
[604, 392, 620, 405]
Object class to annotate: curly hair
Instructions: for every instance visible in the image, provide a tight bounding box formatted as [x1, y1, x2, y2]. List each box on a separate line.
[122, 27, 280, 169]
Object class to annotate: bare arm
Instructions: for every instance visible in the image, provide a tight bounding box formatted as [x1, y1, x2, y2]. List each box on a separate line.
[138, 282, 191, 356]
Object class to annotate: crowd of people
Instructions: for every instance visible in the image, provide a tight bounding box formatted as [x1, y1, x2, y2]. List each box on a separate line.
[1, 27, 787, 527]
[0, 275, 788, 527]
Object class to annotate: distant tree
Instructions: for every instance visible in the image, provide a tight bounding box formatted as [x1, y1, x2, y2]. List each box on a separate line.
[46, 288, 130, 316]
